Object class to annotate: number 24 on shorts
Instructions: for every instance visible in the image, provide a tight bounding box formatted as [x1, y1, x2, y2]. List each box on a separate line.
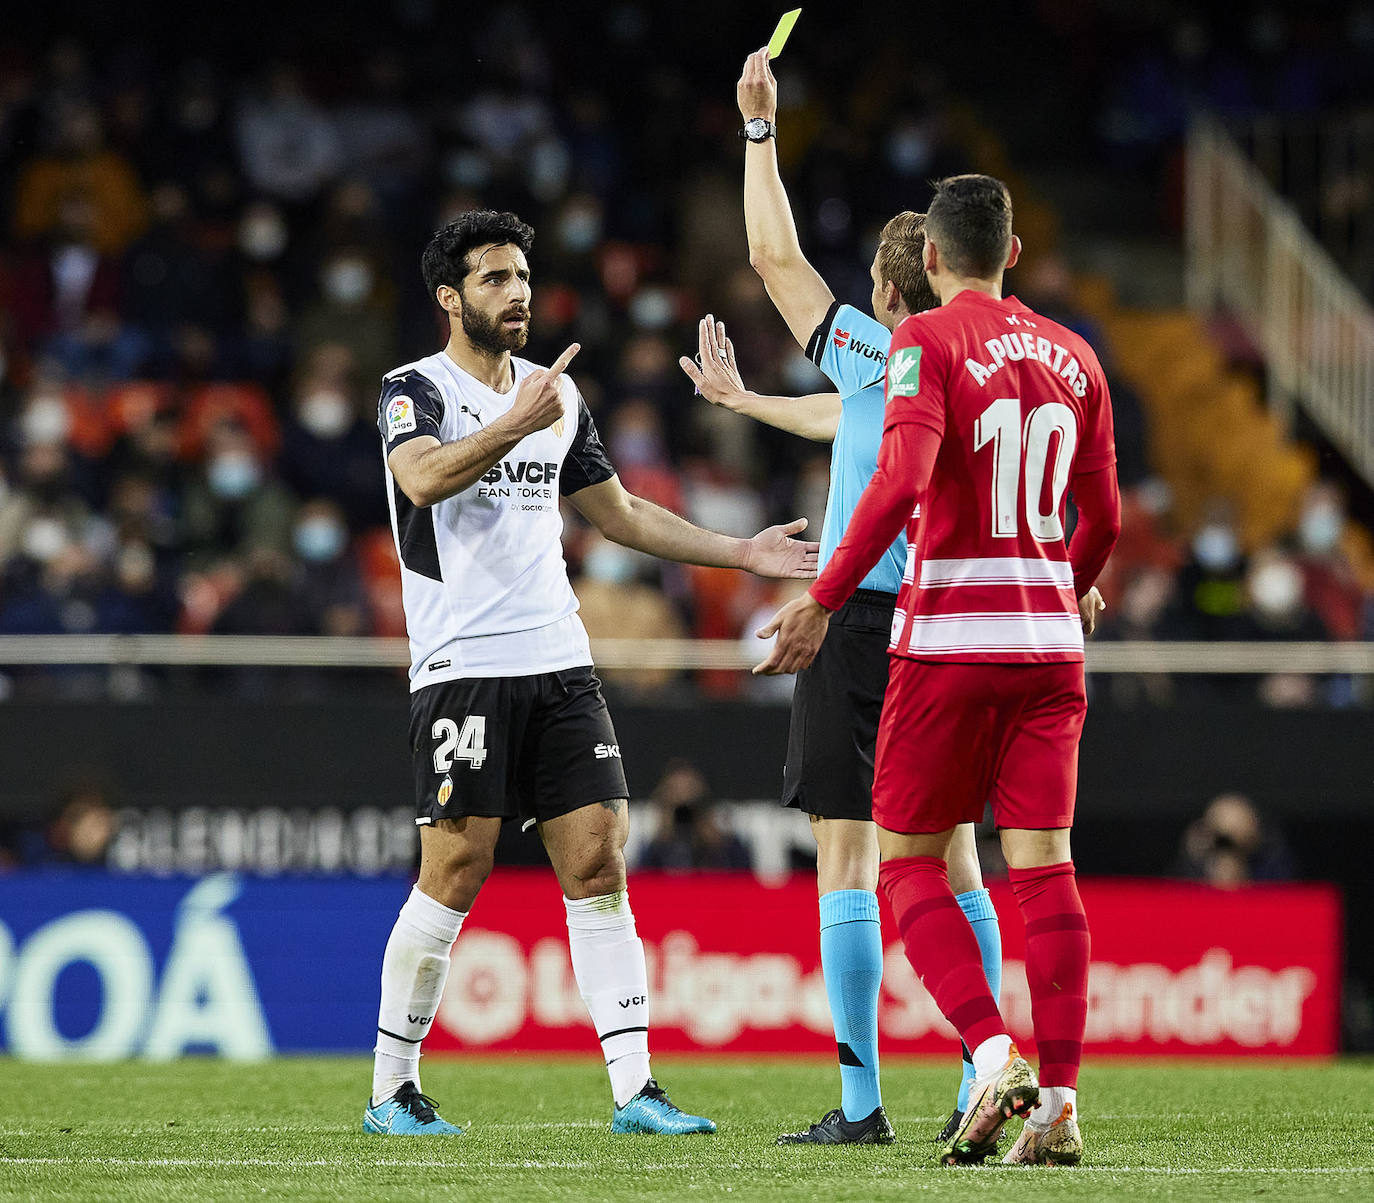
[432, 716, 488, 771]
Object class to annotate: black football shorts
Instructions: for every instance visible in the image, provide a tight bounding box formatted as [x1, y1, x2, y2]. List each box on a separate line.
[410, 666, 628, 829]
[782, 588, 897, 822]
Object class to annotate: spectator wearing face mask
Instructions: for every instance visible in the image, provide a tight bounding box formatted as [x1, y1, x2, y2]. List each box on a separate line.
[293, 248, 396, 392]
[180, 419, 294, 561]
[280, 364, 388, 529]
[1170, 511, 1251, 642]
[1292, 481, 1366, 642]
[0, 439, 99, 566]
[1238, 546, 1332, 707]
[571, 532, 685, 697]
[290, 498, 371, 637]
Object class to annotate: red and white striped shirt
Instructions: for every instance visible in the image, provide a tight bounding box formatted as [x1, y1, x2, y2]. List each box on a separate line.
[810, 290, 1120, 663]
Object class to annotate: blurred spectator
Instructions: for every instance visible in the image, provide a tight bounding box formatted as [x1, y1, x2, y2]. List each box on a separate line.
[180, 419, 294, 560]
[1169, 509, 1250, 641]
[42, 782, 117, 866]
[12, 100, 148, 254]
[121, 181, 241, 377]
[1173, 792, 1297, 885]
[292, 247, 396, 392]
[233, 65, 341, 207]
[279, 349, 387, 528]
[0, 440, 103, 564]
[572, 532, 685, 696]
[1238, 547, 1331, 707]
[636, 759, 750, 872]
[1294, 480, 1365, 641]
[8, 194, 142, 378]
[290, 499, 371, 636]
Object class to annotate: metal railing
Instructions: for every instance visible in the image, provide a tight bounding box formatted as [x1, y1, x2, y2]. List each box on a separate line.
[1244, 109, 1374, 300]
[0, 635, 1371, 674]
[1186, 114, 1374, 486]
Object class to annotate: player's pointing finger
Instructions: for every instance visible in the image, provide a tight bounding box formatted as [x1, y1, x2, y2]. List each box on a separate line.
[548, 343, 581, 379]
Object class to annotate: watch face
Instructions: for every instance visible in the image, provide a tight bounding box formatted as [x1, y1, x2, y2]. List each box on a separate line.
[746, 119, 769, 139]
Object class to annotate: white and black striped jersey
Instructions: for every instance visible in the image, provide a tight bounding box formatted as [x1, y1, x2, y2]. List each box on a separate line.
[377, 351, 615, 687]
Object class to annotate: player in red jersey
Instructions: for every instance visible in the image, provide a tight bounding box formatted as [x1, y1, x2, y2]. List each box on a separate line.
[756, 174, 1121, 1166]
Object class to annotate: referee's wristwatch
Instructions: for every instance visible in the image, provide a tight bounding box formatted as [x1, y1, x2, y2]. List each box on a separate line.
[739, 117, 776, 143]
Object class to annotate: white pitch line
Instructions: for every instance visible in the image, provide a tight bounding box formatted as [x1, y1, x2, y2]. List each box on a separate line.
[0, 1157, 1371, 1175]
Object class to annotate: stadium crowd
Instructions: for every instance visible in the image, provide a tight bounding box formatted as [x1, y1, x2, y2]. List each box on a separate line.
[0, 3, 1371, 704]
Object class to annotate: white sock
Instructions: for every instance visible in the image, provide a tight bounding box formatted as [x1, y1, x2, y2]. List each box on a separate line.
[372, 886, 467, 1106]
[1029, 1085, 1077, 1129]
[970, 1033, 1013, 1081]
[565, 890, 651, 1108]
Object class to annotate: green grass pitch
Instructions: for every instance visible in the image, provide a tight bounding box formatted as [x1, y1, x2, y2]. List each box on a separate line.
[2, 1057, 1371, 1201]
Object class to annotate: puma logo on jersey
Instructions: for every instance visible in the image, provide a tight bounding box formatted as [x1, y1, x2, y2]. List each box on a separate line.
[387, 395, 417, 435]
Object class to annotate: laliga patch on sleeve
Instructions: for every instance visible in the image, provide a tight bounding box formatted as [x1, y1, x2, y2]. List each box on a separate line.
[387, 395, 417, 435]
[887, 346, 922, 397]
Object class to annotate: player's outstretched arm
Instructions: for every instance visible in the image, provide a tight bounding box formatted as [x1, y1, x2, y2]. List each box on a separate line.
[753, 419, 940, 675]
[568, 475, 819, 578]
[738, 48, 834, 348]
[678, 315, 839, 441]
[389, 344, 579, 507]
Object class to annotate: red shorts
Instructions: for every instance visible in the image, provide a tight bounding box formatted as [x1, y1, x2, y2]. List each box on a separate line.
[871, 658, 1086, 833]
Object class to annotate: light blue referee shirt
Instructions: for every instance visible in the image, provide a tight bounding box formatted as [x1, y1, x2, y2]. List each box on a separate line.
[803, 300, 905, 596]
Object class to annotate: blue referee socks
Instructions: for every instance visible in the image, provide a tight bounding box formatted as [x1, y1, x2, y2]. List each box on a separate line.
[819, 889, 884, 1122]
[954, 887, 1003, 1111]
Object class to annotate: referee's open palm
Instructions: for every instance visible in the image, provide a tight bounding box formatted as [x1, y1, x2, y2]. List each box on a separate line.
[744, 518, 819, 579]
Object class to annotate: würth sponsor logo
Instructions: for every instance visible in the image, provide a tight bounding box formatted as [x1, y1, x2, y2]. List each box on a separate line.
[833, 328, 888, 366]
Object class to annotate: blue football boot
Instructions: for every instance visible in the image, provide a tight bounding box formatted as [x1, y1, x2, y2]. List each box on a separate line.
[363, 1082, 463, 1135]
[611, 1078, 716, 1135]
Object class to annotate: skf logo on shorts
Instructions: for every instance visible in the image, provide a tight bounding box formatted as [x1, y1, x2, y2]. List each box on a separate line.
[387, 395, 417, 435]
[437, 776, 453, 807]
[594, 743, 621, 759]
[832, 328, 850, 350]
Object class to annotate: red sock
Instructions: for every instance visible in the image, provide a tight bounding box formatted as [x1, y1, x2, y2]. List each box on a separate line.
[1008, 861, 1090, 1089]
[879, 855, 1006, 1055]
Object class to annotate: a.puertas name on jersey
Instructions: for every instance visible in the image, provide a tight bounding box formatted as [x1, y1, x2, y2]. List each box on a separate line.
[963, 319, 1090, 398]
[477, 459, 560, 506]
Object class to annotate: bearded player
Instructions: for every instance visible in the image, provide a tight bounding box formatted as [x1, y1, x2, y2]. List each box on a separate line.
[676, 48, 1004, 1146]
[365, 209, 818, 1136]
[758, 174, 1120, 1166]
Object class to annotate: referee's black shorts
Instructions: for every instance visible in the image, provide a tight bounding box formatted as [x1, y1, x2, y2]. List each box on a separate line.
[781, 588, 897, 822]
[410, 666, 628, 830]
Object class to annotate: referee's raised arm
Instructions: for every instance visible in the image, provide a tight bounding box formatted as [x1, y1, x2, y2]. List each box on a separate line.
[738, 47, 835, 348]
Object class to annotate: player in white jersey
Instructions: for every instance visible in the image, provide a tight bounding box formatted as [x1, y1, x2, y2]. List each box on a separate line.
[363, 210, 819, 1137]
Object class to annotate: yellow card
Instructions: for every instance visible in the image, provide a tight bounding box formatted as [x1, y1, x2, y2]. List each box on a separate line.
[767, 8, 802, 58]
